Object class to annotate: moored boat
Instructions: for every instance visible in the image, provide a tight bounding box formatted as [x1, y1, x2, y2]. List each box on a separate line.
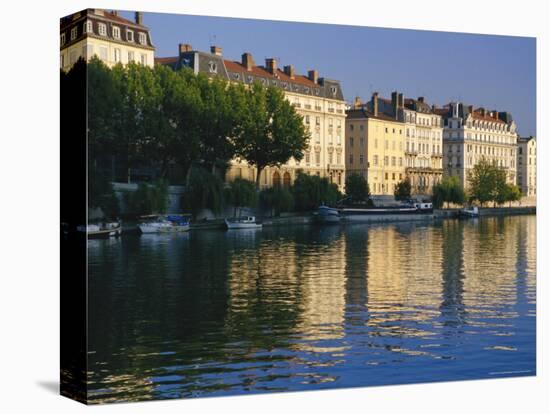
[225, 216, 262, 230]
[314, 205, 341, 224]
[138, 214, 190, 233]
[77, 221, 122, 238]
[459, 206, 479, 218]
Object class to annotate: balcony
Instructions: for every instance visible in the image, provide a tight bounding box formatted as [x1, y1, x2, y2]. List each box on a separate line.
[405, 150, 418, 156]
[304, 104, 312, 110]
[328, 108, 335, 113]
[293, 103, 302, 108]
[315, 106, 322, 111]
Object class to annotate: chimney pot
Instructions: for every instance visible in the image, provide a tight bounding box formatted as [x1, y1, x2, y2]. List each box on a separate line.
[283, 65, 295, 79]
[418, 96, 424, 103]
[308, 69, 319, 84]
[372, 92, 379, 117]
[242, 53, 254, 71]
[111, 10, 118, 16]
[179, 43, 193, 55]
[210, 46, 222, 56]
[135, 11, 143, 25]
[265, 58, 277, 74]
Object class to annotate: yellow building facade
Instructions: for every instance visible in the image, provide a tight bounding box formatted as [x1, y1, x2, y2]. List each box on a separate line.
[346, 93, 406, 196]
[60, 9, 155, 71]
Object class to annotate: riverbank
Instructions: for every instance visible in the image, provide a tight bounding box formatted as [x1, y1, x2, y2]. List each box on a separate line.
[117, 206, 535, 233]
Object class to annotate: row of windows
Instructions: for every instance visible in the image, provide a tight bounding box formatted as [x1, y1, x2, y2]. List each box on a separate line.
[62, 45, 149, 67]
[349, 154, 405, 168]
[406, 114, 441, 127]
[304, 152, 342, 166]
[406, 142, 441, 154]
[295, 98, 343, 112]
[449, 118, 511, 132]
[406, 128, 442, 140]
[451, 144, 516, 157]
[61, 20, 147, 46]
[448, 156, 516, 169]
[304, 115, 342, 128]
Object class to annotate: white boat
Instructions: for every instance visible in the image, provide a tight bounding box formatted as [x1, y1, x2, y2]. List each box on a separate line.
[314, 205, 341, 224]
[225, 216, 262, 230]
[459, 206, 479, 218]
[138, 215, 190, 233]
[77, 221, 122, 238]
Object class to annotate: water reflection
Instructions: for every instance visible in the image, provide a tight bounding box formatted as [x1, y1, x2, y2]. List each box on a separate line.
[87, 216, 536, 403]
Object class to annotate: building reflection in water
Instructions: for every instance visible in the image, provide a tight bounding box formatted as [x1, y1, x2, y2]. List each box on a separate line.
[86, 216, 536, 403]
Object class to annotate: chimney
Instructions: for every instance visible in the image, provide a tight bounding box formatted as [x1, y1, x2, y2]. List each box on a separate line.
[308, 69, 319, 84]
[418, 96, 425, 103]
[372, 92, 379, 117]
[391, 91, 400, 119]
[480, 107, 486, 117]
[210, 46, 222, 56]
[467, 105, 474, 113]
[492, 110, 499, 120]
[111, 10, 118, 16]
[283, 65, 295, 79]
[135, 11, 143, 25]
[265, 58, 277, 74]
[242, 53, 254, 71]
[179, 43, 193, 55]
[398, 93, 404, 108]
[432, 104, 436, 111]
[353, 96, 363, 109]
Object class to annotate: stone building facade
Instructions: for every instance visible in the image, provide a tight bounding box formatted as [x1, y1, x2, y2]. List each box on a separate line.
[157, 44, 347, 191]
[346, 93, 406, 196]
[436, 102, 518, 189]
[60, 9, 155, 71]
[517, 136, 536, 197]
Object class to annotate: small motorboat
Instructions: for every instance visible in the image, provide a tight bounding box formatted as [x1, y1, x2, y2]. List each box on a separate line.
[77, 221, 122, 238]
[459, 206, 479, 218]
[225, 216, 262, 230]
[138, 214, 190, 233]
[314, 205, 341, 224]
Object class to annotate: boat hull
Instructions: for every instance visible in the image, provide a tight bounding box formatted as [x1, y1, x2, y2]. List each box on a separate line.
[139, 224, 190, 234]
[225, 219, 262, 230]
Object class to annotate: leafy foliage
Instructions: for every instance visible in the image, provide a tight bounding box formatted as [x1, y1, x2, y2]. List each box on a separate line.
[467, 158, 507, 207]
[259, 186, 295, 217]
[394, 178, 412, 201]
[125, 180, 169, 216]
[292, 172, 341, 211]
[345, 174, 370, 202]
[432, 176, 466, 209]
[181, 167, 225, 217]
[224, 178, 258, 216]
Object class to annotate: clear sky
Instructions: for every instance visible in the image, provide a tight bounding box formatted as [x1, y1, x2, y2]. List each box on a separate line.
[121, 11, 536, 136]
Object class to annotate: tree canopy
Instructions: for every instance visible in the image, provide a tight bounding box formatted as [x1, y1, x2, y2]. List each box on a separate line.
[432, 176, 466, 209]
[345, 173, 370, 202]
[394, 178, 412, 201]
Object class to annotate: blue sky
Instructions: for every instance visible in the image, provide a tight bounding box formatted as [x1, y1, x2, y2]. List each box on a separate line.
[121, 11, 536, 136]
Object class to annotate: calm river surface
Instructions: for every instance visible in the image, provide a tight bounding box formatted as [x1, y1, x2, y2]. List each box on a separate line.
[87, 215, 536, 403]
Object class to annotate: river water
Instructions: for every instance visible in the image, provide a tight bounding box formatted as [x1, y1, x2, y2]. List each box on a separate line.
[87, 215, 536, 403]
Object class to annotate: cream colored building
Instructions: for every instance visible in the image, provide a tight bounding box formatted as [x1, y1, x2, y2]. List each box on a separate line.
[157, 45, 347, 191]
[517, 136, 536, 197]
[402, 97, 444, 194]
[437, 102, 518, 189]
[346, 93, 406, 196]
[60, 9, 155, 71]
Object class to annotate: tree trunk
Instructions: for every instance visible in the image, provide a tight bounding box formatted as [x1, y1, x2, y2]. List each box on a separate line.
[255, 165, 265, 189]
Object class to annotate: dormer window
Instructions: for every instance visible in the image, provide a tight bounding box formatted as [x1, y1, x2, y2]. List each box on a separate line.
[83, 20, 93, 34]
[70, 27, 77, 41]
[208, 61, 218, 73]
[139, 32, 147, 45]
[98, 23, 107, 36]
[112, 26, 120, 39]
[330, 86, 337, 96]
[60, 33, 66, 46]
[126, 30, 134, 42]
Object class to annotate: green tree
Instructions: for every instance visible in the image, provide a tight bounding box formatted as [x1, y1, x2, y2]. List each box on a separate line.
[235, 83, 310, 188]
[181, 167, 225, 217]
[497, 183, 522, 207]
[467, 158, 505, 207]
[125, 180, 169, 216]
[292, 172, 341, 211]
[394, 178, 412, 201]
[345, 173, 370, 202]
[259, 186, 294, 217]
[432, 176, 465, 209]
[224, 178, 258, 217]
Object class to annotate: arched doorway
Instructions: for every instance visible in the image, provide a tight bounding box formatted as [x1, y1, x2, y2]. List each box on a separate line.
[283, 172, 291, 188]
[273, 171, 281, 187]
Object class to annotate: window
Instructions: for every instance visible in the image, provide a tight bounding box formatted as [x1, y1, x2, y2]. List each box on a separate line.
[329, 153, 333, 164]
[360, 154, 364, 164]
[60, 33, 66, 46]
[385, 173, 389, 180]
[399, 157, 403, 166]
[127, 51, 134, 62]
[329, 118, 333, 127]
[127, 30, 134, 42]
[349, 154, 354, 164]
[392, 173, 396, 180]
[99, 46, 108, 60]
[374, 139, 378, 149]
[70, 27, 77, 40]
[315, 152, 320, 165]
[69, 50, 77, 65]
[360, 137, 364, 147]
[208, 61, 217, 73]
[83, 44, 93, 59]
[112, 26, 121, 39]
[359, 124, 364, 131]
[139, 32, 147, 45]
[337, 154, 341, 165]
[350, 124, 354, 131]
[98, 23, 107, 36]
[316, 117, 320, 126]
[305, 152, 310, 164]
[83, 20, 93, 34]
[337, 135, 341, 145]
[385, 128, 388, 133]
[114, 48, 121, 63]
[315, 133, 320, 143]
[373, 155, 378, 166]
[60, 54, 64, 67]
[140, 53, 147, 65]
[328, 134, 333, 144]
[349, 137, 354, 147]
[391, 156, 396, 166]
[384, 156, 389, 166]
